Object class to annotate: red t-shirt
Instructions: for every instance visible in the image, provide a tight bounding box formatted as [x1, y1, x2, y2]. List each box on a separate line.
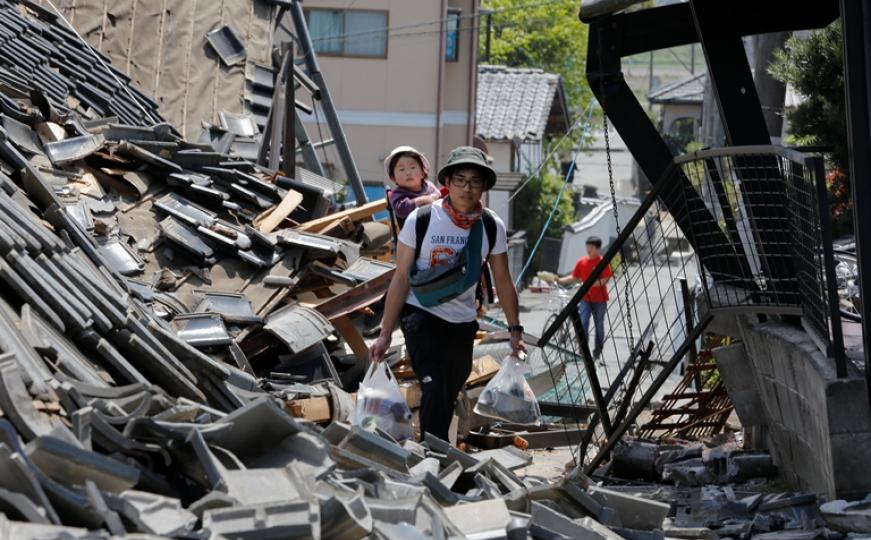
[572, 255, 612, 303]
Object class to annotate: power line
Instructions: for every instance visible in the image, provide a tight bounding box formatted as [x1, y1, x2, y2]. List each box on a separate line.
[308, 0, 575, 43]
[319, 17, 552, 47]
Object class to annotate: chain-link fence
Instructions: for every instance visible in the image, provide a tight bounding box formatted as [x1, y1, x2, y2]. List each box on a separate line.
[538, 145, 846, 470]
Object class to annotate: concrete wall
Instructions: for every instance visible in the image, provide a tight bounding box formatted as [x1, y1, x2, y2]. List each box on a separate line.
[710, 313, 871, 499]
[661, 103, 702, 134]
[488, 141, 513, 173]
[488, 190, 511, 228]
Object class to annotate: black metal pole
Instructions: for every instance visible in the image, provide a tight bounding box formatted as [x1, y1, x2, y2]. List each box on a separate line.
[840, 0, 871, 399]
[811, 156, 848, 377]
[680, 276, 701, 389]
[569, 308, 613, 436]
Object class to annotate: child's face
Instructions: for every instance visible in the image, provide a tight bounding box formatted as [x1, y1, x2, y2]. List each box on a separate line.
[586, 243, 600, 257]
[393, 156, 424, 191]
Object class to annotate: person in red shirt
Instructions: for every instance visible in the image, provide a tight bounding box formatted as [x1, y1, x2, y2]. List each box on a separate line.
[557, 236, 612, 360]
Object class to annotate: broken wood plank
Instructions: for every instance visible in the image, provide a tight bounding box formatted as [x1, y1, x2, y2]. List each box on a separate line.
[332, 315, 369, 364]
[399, 383, 422, 409]
[286, 396, 331, 423]
[320, 216, 355, 238]
[297, 198, 387, 233]
[466, 355, 500, 387]
[254, 189, 303, 233]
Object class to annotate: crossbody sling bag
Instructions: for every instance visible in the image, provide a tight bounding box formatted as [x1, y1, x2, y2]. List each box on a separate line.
[408, 205, 496, 307]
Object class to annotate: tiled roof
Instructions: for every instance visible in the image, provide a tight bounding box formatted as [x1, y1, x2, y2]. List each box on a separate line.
[648, 72, 707, 105]
[476, 65, 570, 142]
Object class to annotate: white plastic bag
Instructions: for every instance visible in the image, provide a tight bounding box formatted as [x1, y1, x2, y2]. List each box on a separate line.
[474, 353, 541, 425]
[354, 362, 414, 441]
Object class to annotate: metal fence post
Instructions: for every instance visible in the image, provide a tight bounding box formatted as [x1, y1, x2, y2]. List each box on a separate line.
[811, 156, 848, 377]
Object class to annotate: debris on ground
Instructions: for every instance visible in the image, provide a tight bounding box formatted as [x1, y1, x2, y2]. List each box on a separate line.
[2, 2, 870, 538]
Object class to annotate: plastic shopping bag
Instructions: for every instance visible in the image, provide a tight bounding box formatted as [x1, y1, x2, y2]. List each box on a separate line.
[474, 353, 541, 426]
[353, 362, 414, 442]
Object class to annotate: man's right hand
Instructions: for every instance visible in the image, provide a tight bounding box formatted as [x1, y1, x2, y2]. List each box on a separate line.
[368, 334, 391, 363]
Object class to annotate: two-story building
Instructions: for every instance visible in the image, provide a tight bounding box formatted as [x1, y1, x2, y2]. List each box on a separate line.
[300, 0, 481, 194]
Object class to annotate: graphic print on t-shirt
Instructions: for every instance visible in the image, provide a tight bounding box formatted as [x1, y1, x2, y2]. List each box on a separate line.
[430, 246, 456, 267]
[429, 234, 467, 267]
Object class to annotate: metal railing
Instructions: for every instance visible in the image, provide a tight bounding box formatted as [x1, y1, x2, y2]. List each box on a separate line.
[537, 146, 846, 470]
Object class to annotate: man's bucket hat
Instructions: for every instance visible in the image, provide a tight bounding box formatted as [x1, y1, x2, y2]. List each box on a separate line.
[437, 146, 497, 191]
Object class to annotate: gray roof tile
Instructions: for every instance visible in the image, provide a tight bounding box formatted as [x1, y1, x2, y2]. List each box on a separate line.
[476, 65, 567, 142]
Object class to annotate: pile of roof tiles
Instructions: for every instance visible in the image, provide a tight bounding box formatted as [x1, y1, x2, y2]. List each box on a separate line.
[0, 0, 164, 127]
[0, 1, 741, 539]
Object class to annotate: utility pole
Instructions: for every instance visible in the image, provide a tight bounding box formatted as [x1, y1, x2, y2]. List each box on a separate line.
[690, 44, 696, 74]
[648, 51, 654, 93]
[483, 9, 493, 62]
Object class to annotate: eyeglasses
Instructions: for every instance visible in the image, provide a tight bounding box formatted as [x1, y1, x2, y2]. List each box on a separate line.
[449, 176, 485, 189]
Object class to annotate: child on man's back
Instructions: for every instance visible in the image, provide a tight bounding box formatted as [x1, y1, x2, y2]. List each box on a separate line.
[384, 146, 440, 228]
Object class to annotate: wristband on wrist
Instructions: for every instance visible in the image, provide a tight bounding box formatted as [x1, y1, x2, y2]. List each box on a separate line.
[508, 325, 524, 334]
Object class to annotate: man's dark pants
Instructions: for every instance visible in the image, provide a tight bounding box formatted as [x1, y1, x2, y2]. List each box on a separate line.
[400, 304, 478, 441]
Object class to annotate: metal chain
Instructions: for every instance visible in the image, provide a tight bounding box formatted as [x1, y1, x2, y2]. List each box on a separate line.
[603, 114, 634, 349]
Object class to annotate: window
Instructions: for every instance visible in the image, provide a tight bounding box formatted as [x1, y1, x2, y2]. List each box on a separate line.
[306, 9, 388, 58]
[445, 8, 461, 62]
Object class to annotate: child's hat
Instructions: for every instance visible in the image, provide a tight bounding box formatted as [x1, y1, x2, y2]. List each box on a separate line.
[384, 146, 430, 180]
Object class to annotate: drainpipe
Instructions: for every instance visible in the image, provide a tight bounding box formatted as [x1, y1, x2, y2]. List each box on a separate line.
[435, 0, 447, 168]
[466, 0, 480, 145]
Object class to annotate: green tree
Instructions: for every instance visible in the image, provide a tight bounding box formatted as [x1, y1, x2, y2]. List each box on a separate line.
[513, 168, 575, 278]
[770, 23, 852, 236]
[482, 0, 592, 113]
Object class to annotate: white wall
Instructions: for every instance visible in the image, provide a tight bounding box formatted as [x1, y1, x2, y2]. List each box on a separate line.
[557, 200, 639, 274]
[488, 189, 511, 229]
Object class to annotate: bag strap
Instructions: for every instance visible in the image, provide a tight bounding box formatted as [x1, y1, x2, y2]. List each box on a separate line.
[482, 209, 497, 257]
[385, 187, 399, 248]
[413, 205, 432, 263]
[479, 209, 498, 304]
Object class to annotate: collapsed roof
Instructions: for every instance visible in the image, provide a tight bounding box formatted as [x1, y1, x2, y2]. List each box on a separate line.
[57, 0, 280, 139]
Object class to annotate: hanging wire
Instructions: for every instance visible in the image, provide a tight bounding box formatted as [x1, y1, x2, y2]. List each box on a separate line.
[307, 0, 573, 44]
[509, 100, 596, 202]
[511, 102, 598, 287]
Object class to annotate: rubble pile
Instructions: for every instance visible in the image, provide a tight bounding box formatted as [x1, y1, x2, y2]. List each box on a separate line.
[601, 437, 871, 539]
[610, 437, 778, 487]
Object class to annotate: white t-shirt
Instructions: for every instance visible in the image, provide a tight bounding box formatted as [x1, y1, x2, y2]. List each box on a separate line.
[398, 200, 508, 323]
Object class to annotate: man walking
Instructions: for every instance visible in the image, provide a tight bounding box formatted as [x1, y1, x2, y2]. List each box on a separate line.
[369, 146, 525, 442]
[558, 236, 612, 360]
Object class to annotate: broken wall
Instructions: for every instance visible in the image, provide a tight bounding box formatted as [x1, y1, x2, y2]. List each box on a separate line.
[53, 0, 276, 139]
[710, 313, 871, 500]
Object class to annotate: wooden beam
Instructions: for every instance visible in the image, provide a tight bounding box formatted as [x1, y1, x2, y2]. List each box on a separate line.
[286, 396, 331, 423]
[319, 216, 355, 238]
[332, 315, 368, 364]
[466, 355, 501, 387]
[297, 198, 387, 233]
[254, 189, 303, 233]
